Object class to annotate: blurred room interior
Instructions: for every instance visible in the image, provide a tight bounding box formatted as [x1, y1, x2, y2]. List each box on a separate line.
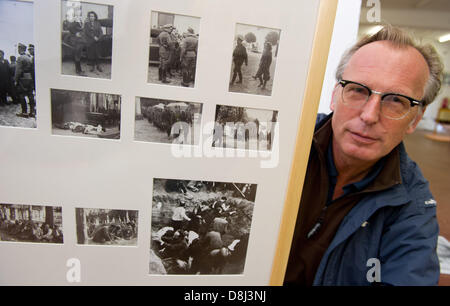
[319, 0, 450, 285]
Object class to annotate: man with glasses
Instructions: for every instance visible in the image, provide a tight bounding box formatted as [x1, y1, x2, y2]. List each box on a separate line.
[284, 25, 443, 286]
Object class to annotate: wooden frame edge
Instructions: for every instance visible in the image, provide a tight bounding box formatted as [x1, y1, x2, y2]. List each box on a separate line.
[269, 0, 338, 286]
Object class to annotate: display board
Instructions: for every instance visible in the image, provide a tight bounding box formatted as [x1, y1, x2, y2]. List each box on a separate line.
[0, 0, 337, 285]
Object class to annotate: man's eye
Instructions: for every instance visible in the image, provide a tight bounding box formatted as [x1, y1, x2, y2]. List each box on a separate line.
[385, 95, 406, 103]
[348, 86, 366, 94]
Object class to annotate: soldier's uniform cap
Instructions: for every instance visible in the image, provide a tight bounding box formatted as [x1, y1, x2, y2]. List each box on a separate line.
[237, 35, 244, 41]
[187, 27, 194, 34]
[162, 24, 173, 29]
[18, 43, 27, 49]
[28, 44, 34, 49]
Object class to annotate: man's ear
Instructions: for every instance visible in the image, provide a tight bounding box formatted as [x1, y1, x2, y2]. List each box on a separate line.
[406, 106, 426, 134]
[330, 83, 340, 111]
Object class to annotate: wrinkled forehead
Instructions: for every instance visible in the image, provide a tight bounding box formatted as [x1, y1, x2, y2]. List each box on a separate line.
[344, 41, 429, 96]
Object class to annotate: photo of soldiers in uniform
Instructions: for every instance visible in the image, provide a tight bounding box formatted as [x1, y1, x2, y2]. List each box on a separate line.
[135, 97, 202, 145]
[0, 0, 36, 128]
[75, 208, 138, 246]
[213, 105, 278, 151]
[150, 178, 257, 275]
[0, 203, 63, 244]
[148, 11, 200, 88]
[51, 88, 121, 139]
[61, 1, 113, 79]
[229, 24, 281, 96]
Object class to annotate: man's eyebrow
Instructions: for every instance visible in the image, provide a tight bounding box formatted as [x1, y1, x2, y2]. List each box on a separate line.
[380, 87, 413, 95]
[360, 81, 417, 97]
[384, 88, 423, 101]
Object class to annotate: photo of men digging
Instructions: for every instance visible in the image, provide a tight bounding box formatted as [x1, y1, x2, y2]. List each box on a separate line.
[150, 179, 257, 275]
[76, 208, 138, 246]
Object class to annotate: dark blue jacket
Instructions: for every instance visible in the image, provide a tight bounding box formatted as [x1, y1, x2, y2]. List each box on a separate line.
[313, 114, 440, 286]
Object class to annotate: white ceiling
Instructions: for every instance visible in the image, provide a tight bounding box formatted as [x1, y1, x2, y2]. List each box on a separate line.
[360, 0, 450, 30]
[380, 0, 450, 12]
[358, 0, 450, 62]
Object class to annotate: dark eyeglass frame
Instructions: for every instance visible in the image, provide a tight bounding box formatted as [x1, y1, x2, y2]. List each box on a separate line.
[338, 79, 425, 113]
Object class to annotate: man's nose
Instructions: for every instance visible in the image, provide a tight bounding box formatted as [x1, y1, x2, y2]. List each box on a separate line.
[359, 93, 382, 124]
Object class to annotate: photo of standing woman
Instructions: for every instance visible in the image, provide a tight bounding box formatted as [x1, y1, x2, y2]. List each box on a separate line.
[61, 1, 114, 79]
[228, 24, 281, 96]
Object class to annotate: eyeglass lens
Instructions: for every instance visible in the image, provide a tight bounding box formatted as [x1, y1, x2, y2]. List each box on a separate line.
[342, 83, 411, 119]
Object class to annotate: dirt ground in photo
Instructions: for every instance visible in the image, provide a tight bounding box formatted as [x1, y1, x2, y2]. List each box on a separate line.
[135, 116, 201, 145]
[148, 65, 195, 88]
[62, 59, 112, 79]
[52, 126, 120, 139]
[85, 236, 137, 246]
[0, 103, 37, 128]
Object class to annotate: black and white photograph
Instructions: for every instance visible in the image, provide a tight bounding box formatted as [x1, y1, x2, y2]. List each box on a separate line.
[213, 105, 278, 151]
[61, 0, 113, 79]
[51, 88, 121, 139]
[0, 0, 36, 128]
[229, 24, 281, 96]
[148, 11, 200, 88]
[0, 203, 63, 244]
[135, 97, 202, 145]
[75, 208, 138, 246]
[150, 178, 257, 275]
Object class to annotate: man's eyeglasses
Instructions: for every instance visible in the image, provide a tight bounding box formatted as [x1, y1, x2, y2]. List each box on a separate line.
[338, 80, 424, 120]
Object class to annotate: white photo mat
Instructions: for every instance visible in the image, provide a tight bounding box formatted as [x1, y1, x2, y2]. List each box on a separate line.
[0, 0, 325, 285]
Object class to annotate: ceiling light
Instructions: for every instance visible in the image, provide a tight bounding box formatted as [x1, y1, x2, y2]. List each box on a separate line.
[438, 34, 450, 43]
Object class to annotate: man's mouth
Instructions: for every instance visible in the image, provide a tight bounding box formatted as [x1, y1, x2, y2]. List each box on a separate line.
[349, 131, 378, 144]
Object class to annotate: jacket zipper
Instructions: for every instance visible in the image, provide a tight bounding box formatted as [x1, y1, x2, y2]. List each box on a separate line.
[307, 205, 328, 239]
